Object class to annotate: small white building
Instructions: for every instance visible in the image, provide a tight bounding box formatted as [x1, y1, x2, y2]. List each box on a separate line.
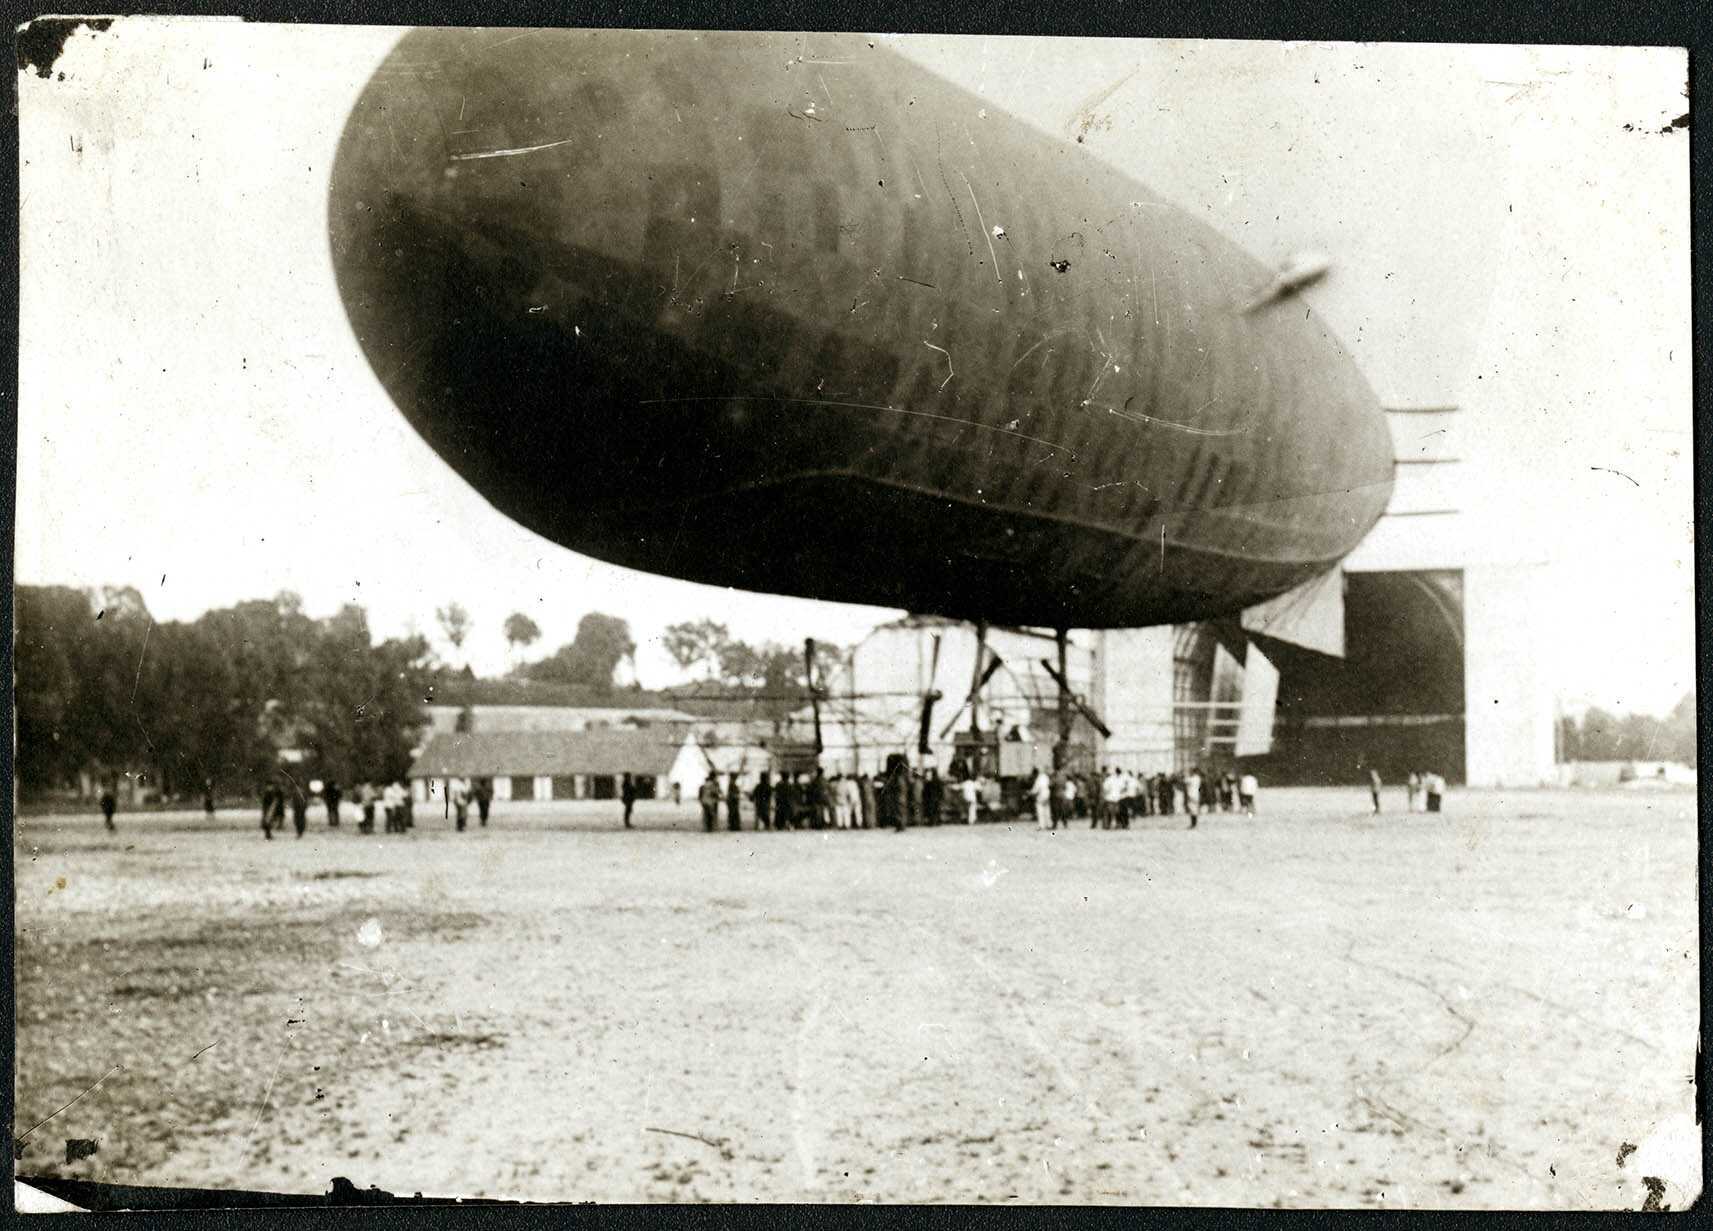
[407, 726, 707, 804]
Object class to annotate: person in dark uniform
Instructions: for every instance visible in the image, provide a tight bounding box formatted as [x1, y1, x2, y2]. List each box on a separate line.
[290, 786, 309, 838]
[474, 777, 492, 827]
[697, 776, 721, 832]
[921, 768, 944, 826]
[858, 772, 877, 829]
[620, 772, 637, 829]
[906, 768, 924, 828]
[270, 783, 288, 837]
[882, 755, 910, 831]
[202, 778, 216, 819]
[99, 784, 118, 832]
[322, 780, 342, 827]
[726, 773, 743, 832]
[808, 768, 832, 830]
[261, 782, 278, 836]
[751, 771, 773, 831]
[773, 773, 794, 831]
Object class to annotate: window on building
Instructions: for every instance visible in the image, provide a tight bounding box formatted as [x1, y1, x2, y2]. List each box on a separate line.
[1172, 623, 1217, 772]
[510, 775, 534, 801]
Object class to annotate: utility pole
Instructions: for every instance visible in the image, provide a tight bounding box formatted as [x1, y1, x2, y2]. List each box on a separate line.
[1054, 628, 1072, 771]
[969, 620, 988, 778]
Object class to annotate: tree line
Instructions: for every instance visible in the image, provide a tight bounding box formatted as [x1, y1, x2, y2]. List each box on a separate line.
[15, 586, 651, 801]
[1557, 694, 1697, 766]
[15, 585, 436, 799]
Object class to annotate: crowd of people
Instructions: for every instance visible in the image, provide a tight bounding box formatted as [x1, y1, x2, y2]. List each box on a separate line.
[673, 758, 1267, 833]
[1027, 764, 1260, 831]
[255, 777, 494, 839]
[89, 761, 1445, 836]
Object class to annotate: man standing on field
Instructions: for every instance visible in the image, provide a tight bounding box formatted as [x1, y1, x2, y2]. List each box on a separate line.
[1031, 767, 1052, 830]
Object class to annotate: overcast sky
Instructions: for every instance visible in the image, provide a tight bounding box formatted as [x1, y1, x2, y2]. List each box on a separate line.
[17, 23, 1693, 712]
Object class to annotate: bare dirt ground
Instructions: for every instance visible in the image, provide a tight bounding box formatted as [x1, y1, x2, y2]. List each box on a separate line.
[14, 786, 1699, 1208]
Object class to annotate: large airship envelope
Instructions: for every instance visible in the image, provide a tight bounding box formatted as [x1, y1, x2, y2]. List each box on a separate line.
[329, 29, 1394, 629]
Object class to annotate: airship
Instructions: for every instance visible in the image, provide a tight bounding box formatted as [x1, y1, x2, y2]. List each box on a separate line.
[328, 28, 1393, 634]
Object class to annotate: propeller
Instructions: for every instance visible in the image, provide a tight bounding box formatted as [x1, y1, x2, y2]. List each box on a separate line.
[917, 633, 943, 756]
[1039, 657, 1113, 739]
[939, 649, 1005, 740]
[804, 637, 824, 754]
[1241, 250, 1332, 313]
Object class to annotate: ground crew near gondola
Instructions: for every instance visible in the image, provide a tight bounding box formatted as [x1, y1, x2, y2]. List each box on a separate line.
[1031, 767, 1052, 830]
[922, 768, 944, 826]
[808, 768, 833, 829]
[752, 771, 773, 831]
[727, 773, 743, 831]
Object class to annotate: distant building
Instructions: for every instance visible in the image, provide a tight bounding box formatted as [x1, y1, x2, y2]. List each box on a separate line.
[420, 678, 697, 741]
[655, 685, 801, 776]
[407, 727, 707, 804]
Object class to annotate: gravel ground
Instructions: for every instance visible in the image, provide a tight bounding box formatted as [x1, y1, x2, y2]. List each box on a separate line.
[13, 787, 1699, 1208]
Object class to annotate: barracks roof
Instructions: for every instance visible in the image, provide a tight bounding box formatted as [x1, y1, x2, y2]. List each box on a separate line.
[408, 727, 692, 779]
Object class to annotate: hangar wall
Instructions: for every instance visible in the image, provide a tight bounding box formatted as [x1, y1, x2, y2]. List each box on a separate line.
[1090, 627, 1175, 771]
[1463, 562, 1557, 786]
[1326, 407, 1556, 788]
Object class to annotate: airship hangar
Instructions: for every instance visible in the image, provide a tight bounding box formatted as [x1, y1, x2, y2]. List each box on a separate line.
[807, 406, 1554, 790]
[330, 29, 1556, 788]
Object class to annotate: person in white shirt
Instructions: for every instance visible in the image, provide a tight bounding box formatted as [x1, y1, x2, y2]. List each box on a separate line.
[1030, 768, 1052, 830]
[839, 773, 862, 829]
[1184, 767, 1203, 829]
[1058, 774, 1078, 827]
[1100, 768, 1125, 830]
[451, 777, 470, 831]
[383, 780, 406, 833]
[1239, 772, 1258, 816]
[960, 775, 980, 825]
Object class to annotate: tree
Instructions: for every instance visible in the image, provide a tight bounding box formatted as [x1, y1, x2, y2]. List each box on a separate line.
[522, 613, 636, 694]
[503, 611, 542, 666]
[15, 586, 101, 790]
[436, 601, 472, 668]
[1664, 691, 1696, 767]
[662, 619, 730, 679]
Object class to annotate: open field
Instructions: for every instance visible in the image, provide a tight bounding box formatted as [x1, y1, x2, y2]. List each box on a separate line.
[14, 787, 1699, 1208]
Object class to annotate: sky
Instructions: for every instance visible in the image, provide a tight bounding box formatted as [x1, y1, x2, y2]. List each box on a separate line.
[16, 23, 1694, 712]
